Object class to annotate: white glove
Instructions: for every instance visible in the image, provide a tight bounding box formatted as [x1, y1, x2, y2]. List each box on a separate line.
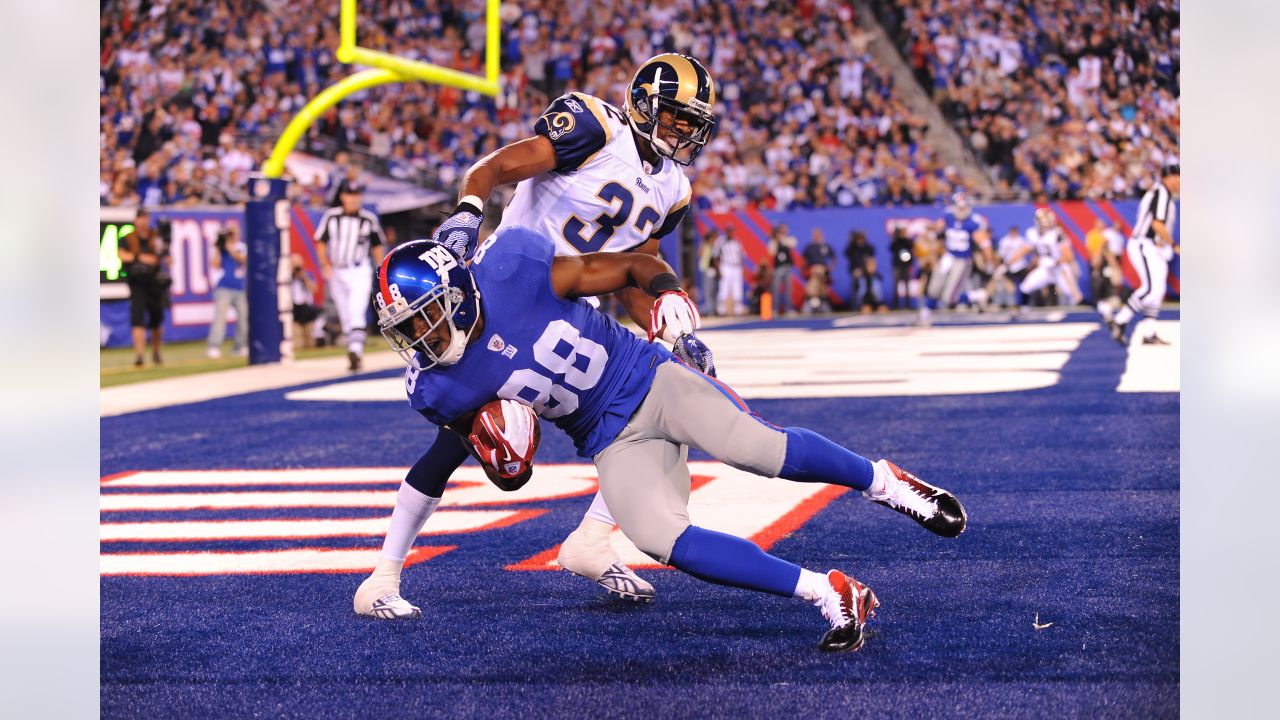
[649, 290, 701, 343]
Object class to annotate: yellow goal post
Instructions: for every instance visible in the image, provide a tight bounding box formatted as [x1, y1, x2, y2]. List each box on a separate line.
[261, 0, 501, 179]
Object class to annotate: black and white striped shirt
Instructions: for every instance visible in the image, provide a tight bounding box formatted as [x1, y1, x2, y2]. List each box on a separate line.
[1131, 181, 1175, 243]
[314, 208, 386, 268]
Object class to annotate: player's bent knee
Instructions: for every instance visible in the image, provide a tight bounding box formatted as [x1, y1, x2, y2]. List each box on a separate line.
[623, 518, 690, 565]
[715, 414, 787, 477]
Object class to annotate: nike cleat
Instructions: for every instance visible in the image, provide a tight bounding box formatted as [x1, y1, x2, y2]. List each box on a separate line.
[1141, 335, 1170, 346]
[818, 570, 879, 653]
[557, 528, 655, 603]
[867, 460, 967, 538]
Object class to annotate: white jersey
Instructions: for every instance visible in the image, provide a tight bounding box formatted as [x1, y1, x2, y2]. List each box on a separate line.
[1026, 226, 1064, 266]
[998, 232, 1032, 273]
[498, 92, 692, 256]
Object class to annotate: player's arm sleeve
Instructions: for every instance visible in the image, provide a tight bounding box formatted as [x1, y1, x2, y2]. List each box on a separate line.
[369, 212, 387, 246]
[313, 210, 332, 244]
[651, 200, 690, 240]
[533, 94, 610, 172]
[1154, 188, 1171, 222]
[404, 425, 471, 498]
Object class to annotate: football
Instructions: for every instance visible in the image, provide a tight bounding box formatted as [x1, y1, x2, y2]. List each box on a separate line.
[469, 399, 541, 487]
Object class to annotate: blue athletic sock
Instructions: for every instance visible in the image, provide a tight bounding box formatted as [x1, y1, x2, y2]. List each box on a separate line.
[780, 427, 875, 491]
[668, 526, 801, 598]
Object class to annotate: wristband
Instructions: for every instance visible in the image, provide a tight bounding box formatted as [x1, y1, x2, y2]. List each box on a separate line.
[458, 195, 484, 214]
[647, 272, 682, 296]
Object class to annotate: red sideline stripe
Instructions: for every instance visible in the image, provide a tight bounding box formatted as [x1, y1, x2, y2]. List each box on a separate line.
[1046, 201, 1092, 264]
[744, 207, 808, 308]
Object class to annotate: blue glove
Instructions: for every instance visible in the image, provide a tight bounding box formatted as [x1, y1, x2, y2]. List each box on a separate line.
[431, 200, 483, 261]
[673, 333, 716, 377]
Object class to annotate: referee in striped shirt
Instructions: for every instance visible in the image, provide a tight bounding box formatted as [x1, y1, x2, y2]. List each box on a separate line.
[1108, 163, 1180, 346]
[315, 181, 387, 371]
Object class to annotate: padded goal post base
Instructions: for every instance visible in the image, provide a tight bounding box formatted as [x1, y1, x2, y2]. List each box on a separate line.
[245, 176, 293, 365]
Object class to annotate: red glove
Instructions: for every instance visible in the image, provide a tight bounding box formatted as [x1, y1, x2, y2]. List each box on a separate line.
[648, 290, 701, 343]
[469, 399, 540, 481]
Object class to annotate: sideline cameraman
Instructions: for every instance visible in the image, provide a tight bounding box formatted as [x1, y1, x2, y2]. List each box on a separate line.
[206, 223, 248, 358]
[117, 209, 171, 367]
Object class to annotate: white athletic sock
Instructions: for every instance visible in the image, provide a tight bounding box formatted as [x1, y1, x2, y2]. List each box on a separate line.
[378, 481, 442, 567]
[583, 490, 617, 525]
[1134, 318, 1156, 340]
[793, 568, 831, 604]
[1114, 304, 1135, 326]
[576, 514, 615, 541]
[865, 459, 893, 498]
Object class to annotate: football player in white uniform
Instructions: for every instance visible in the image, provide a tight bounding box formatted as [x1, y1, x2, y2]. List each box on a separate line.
[416, 54, 718, 603]
[1018, 208, 1084, 306]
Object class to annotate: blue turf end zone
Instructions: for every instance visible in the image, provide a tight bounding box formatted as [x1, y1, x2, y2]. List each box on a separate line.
[100, 323, 1178, 718]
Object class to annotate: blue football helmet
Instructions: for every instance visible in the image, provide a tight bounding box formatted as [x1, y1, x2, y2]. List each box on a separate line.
[374, 240, 481, 371]
[950, 192, 972, 220]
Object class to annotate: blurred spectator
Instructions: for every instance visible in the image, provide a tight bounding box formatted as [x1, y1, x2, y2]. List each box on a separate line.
[290, 253, 321, 351]
[994, 225, 1034, 311]
[100, 0, 965, 209]
[888, 226, 915, 309]
[767, 225, 797, 317]
[206, 223, 248, 358]
[698, 232, 721, 317]
[874, 0, 1179, 201]
[844, 230, 874, 311]
[716, 225, 746, 317]
[116, 209, 171, 367]
[802, 228, 835, 314]
[861, 256, 888, 313]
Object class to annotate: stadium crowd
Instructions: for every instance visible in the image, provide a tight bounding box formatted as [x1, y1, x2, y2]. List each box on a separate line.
[872, 0, 1180, 200]
[100, 0, 1178, 211]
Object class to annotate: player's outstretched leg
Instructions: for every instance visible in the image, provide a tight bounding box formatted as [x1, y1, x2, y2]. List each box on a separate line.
[353, 481, 439, 620]
[663, 525, 878, 652]
[777, 427, 968, 538]
[557, 495, 655, 603]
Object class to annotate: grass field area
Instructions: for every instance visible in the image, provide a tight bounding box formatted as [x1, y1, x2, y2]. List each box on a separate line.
[100, 340, 387, 388]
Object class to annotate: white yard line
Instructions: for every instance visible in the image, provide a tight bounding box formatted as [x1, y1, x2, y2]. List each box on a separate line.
[99, 352, 404, 417]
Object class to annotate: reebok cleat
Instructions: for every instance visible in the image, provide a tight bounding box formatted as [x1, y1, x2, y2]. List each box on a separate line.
[818, 570, 878, 653]
[867, 460, 967, 538]
[557, 528, 656, 603]
[597, 562, 656, 603]
[359, 592, 422, 621]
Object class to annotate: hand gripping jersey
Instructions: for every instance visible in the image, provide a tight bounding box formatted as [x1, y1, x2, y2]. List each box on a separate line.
[940, 211, 986, 259]
[1026, 226, 1064, 266]
[499, 92, 692, 256]
[405, 227, 672, 458]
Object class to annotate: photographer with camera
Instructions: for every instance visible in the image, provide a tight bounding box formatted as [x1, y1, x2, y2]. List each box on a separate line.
[206, 223, 248, 359]
[117, 208, 172, 367]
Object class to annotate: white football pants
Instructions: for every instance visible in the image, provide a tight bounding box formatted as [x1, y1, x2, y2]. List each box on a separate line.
[330, 264, 372, 355]
[1114, 239, 1169, 335]
[1019, 260, 1083, 304]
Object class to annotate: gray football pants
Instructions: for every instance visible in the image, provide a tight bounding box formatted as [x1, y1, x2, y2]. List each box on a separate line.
[592, 360, 788, 564]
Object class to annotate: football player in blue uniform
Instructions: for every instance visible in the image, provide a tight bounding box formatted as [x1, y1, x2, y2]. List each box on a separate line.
[919, 193, 993, 324]
[353, 229, 967, 653]
[423, 54, 719, 601]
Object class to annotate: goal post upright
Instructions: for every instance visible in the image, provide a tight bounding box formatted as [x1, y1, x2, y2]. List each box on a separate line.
[247, 0, 501, 364]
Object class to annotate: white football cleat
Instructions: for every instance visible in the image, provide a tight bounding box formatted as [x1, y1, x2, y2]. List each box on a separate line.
[354, 574, 421, 620]
[557, 527, 655, 603]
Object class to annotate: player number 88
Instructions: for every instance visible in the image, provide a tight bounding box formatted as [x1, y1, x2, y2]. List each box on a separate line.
[497, 320, 608, 419]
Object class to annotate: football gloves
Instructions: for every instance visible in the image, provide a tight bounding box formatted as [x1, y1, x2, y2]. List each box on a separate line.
[648, 290, 701, 344]
[672, 333, 717, 377]
[469, 399, 539, 490]
[431, 200, 483, 261]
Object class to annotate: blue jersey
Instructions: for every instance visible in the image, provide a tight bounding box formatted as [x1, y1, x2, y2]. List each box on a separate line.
[941, 212, 986, 258]
[406, 227, 671, 458]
